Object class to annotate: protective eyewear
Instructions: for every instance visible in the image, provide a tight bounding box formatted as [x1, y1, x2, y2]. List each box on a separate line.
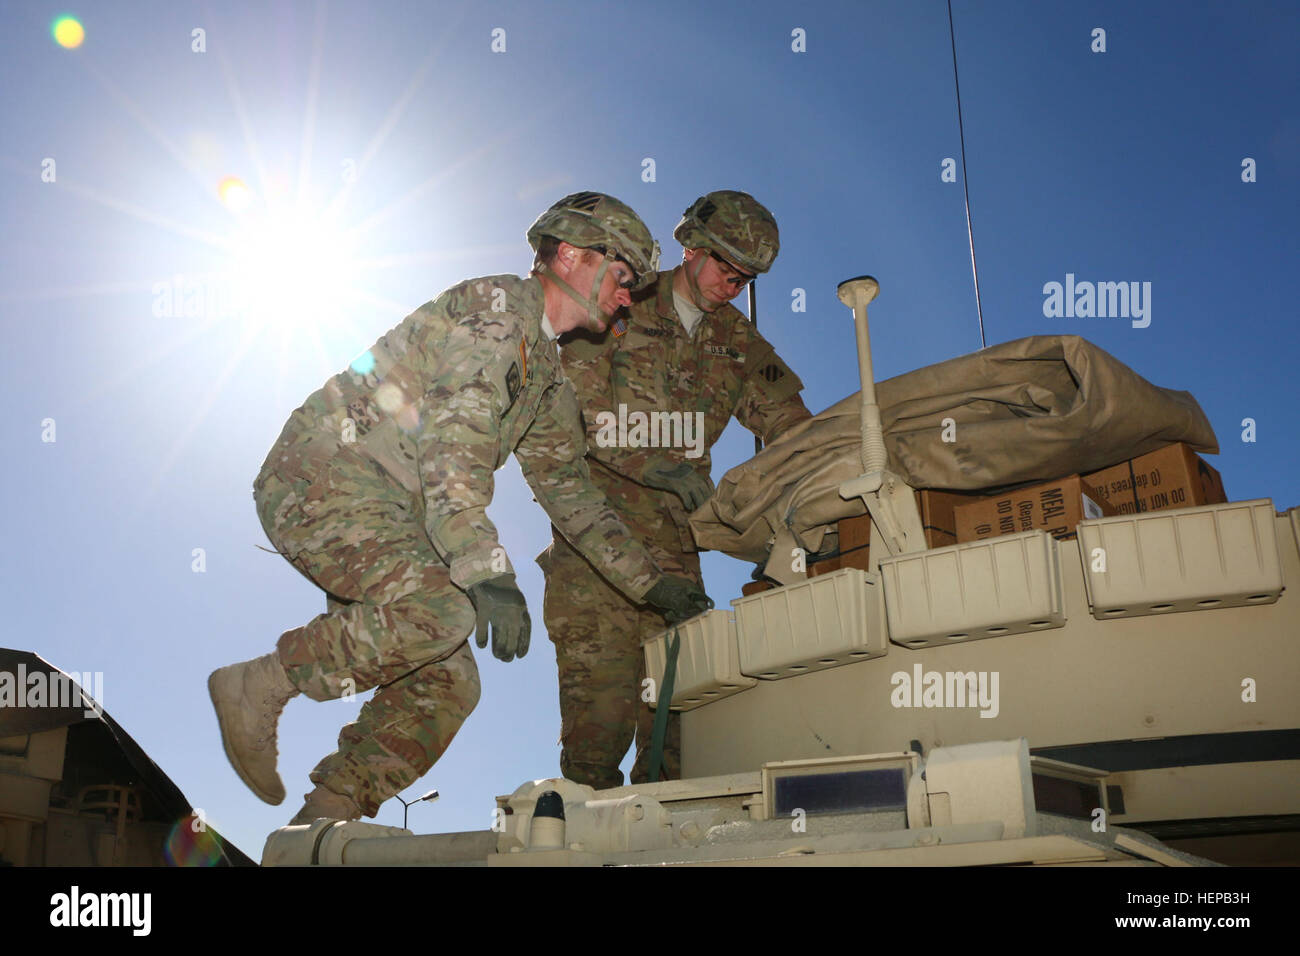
[708, 250, 757, 289]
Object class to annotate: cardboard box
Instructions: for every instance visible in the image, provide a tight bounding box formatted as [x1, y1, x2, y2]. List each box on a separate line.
[838, 489, 985, 552]
[838, 513, 872, 552]
[955, 475, 1116, 543]
[837, 546, 875, 573]
[807, 554, 841, 577]
[1082, 443, 1227, 515]
[808, 545, 873, 578]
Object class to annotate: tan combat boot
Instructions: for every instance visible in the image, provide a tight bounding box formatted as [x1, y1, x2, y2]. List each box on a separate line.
[289, 785, 362, 825]
[208, 653, 299, 805]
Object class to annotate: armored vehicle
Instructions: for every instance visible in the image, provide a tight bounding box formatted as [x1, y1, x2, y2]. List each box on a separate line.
[263, 277, 1297, 867]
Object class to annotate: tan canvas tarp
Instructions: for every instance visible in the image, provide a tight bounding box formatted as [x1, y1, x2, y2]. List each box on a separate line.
[690, 335, 1218, 563]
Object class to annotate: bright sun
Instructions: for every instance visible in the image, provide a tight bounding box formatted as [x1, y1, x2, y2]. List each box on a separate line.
[224, 209, 360, 328]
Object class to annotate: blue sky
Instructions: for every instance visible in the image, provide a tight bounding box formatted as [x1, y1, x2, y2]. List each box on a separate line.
[2, 0, 1296, 859]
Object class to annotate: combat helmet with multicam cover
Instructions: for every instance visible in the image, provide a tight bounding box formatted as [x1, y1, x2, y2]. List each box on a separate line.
[674, 190, 780, 274]
[528, 191, 660, 331]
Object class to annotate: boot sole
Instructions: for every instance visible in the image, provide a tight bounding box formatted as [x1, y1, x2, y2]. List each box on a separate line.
[208, 668, 285, 805]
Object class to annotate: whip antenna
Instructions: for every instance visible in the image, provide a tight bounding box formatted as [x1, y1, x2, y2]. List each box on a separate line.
[948, 0, 987, 349]
[749, 280, 762, 454]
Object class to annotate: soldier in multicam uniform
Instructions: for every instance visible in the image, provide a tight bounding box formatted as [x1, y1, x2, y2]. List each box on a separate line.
[208, 192, 711, 825]
[543, 190, 813, 789]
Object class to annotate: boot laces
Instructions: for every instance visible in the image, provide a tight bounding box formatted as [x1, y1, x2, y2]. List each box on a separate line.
[252, 684, 291, 750]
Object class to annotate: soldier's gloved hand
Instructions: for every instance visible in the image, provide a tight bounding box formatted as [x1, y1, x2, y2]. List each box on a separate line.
[466, 573, 531, 662]
[643, 575, 714, 625]
[641, 458, 714, 512]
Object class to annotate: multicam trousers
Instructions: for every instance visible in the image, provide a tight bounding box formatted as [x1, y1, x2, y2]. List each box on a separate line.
[542, 522, 702, 790]
[254, 462, 479, 816]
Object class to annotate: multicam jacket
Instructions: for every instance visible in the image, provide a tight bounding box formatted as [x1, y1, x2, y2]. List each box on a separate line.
[559, 267, 812, 551]
[258, 274, 660, 598]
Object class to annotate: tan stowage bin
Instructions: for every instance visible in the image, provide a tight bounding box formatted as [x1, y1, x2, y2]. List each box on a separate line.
[642, 609, 757, 711]
[877, 530, 1066, 649]
[1076, 498, 1284, 619]
[730, 567, 888, 679]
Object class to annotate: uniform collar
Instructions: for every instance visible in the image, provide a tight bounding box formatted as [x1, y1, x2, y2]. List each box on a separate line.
[522, 275, 550, 348]
[634, 267, 689, 336]
[653, 268, 680, 324]
[651, 265, 739, 332]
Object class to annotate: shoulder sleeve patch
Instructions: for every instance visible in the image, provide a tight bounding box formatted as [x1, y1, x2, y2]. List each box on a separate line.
[503, 339, 529, 413]
[503, 362, 521, 413]
[747, 346, 803, 402]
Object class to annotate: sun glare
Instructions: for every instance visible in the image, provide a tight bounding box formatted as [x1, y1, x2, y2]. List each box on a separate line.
[226, 210, 360, 328]
[218, 175, 252, 212]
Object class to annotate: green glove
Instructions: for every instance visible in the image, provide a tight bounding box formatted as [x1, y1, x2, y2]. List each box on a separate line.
[466, 573, 531, 662]
[643, 575, 714, 625]
[642, 458, 714, 512]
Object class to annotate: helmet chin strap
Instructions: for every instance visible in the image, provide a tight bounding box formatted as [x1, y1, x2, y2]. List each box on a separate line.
[538, 252, 613, 329]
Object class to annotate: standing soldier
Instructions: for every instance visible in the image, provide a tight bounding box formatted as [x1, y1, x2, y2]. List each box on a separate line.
[544, 190, 813, 789]
[209, 192, 711, 825]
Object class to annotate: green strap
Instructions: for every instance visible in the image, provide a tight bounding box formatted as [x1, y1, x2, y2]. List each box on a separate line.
[535, 254, 611, 327]
[647, 627, 680, 783]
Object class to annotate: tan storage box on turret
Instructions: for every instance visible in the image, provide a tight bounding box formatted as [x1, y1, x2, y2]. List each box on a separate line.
[642, 609, 757, 711]
[876, 530, 1066, 648]
[730, 567, 888, 679]
[1076, 498, 1284, 619]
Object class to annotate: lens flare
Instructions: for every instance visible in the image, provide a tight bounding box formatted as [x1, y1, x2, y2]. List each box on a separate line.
[164, 813, 225, 866]
[52, 15, 85, 49]
[219, 175, 253, 212]
[350, 350, 376, 375]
